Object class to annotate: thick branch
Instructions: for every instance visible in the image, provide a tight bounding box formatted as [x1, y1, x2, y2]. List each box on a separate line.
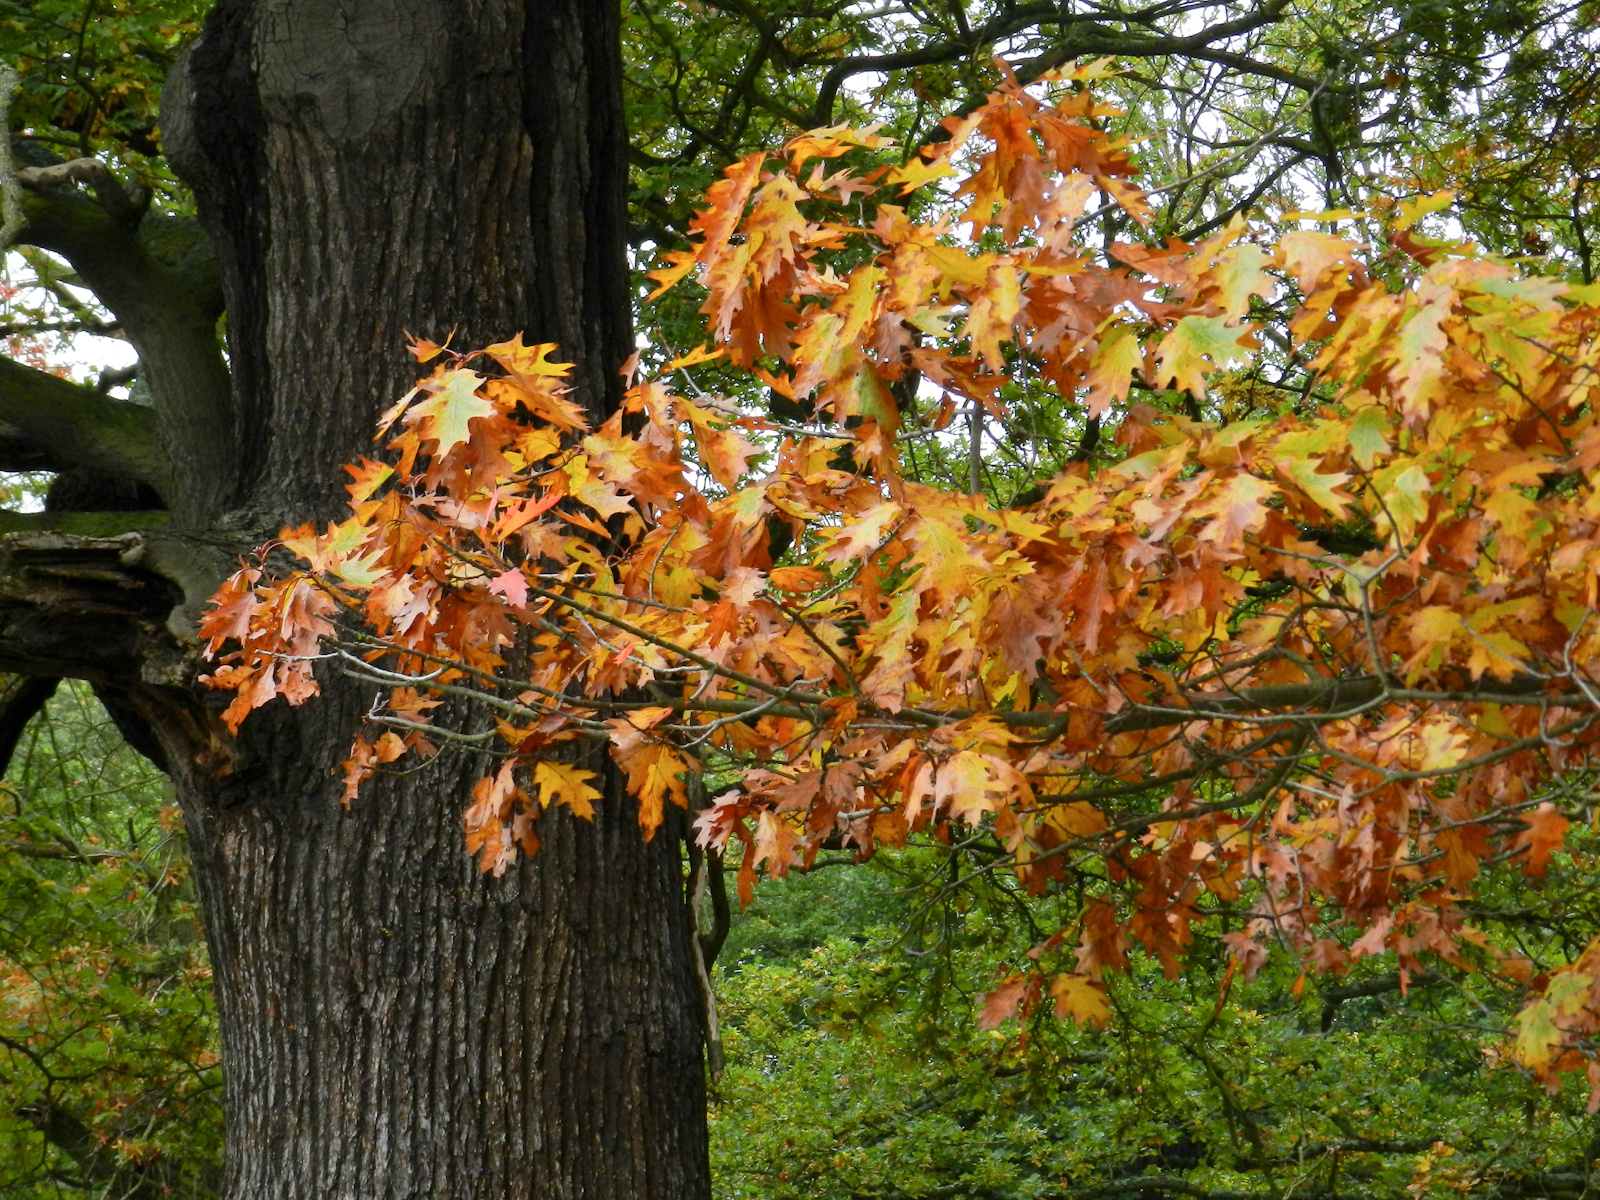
[0, 422, 69, 472]
[15, 184, 233, 521]
[0, 357, 172, 495]
[1102, 674, 1554, 734]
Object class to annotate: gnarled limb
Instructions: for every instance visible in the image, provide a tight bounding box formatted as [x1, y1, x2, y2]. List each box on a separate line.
[16, 184, 233, 521]
[0, 357, 171, 497]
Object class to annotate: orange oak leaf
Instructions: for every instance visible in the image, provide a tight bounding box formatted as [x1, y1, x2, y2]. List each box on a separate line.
[1513, 803, 1570, 877]
[978, 976, 1030, 1030]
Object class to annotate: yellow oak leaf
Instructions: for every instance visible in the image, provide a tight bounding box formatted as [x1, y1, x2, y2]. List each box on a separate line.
[1050, 974, 1111, 1027]
[532, 760, 602, 820]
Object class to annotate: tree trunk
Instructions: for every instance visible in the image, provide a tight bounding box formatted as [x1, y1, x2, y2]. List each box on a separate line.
[182, 697, 709, 1199]
[139, 0, 709, 1195]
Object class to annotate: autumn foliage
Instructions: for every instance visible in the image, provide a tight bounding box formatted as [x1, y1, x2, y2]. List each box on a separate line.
[203, 67, 1600, 1095]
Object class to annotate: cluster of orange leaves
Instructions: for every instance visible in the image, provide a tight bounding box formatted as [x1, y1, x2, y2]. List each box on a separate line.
[203, 67, 1600, 1088]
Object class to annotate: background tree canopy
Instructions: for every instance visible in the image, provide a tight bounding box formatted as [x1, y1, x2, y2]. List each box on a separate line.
[2, 1, 1598, 1198]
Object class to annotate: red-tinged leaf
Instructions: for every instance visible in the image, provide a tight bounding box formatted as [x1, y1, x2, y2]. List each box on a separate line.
[1096, 175, 1151, 226]
[978, 976, 1028, 1030]
[200, 568, 262, 651]
[692, 152, 765, 259]
[406, 333, 449, 362]
[1436, 828, 1481, 890]
[768, 565, 828, 592]
[805, 161, 882, 201]
[1075, 900, 1129, 980]
[783, 121, 891, 169]
[373, 731, 407, 763]
[489, 491, 561, 544]
[1349, 915, 1393, 960]
[488, 569, 528, 609]
[752, 809, 802, 878]
[1514, 803, 1570, 877]
[1221, 931, 1271, 980]
[694, 422, 762, 491]
[464, 761, 520, 875]
[511, 807, 540, 858]
[1277, 230, 1355, 291]
[1190, 472, 1277, 551]
[344, 458, 395, 505]
[703, 599, 740, 647]
[341, 737, 377, 808]
[218, 665, 278, 735]
[390, 687, 442, 723]
[607, 718, 690, 838]
[737, 837, 757, 909]
[623, 705, 675, 731]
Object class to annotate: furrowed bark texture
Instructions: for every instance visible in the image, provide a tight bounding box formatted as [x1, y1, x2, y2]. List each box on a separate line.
[147, 0, 711, 1196]
[184, 696, 707, 1199]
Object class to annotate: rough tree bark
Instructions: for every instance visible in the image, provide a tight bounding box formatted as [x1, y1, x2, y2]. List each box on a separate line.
[0, 1, 711, 1196]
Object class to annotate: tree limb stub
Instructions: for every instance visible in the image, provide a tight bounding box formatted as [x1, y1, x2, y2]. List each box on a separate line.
[0, 529, 185, 683]
[0, 356, 172, 497]
[18, 158, 151, 227]
[0, 524, 240, 777]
